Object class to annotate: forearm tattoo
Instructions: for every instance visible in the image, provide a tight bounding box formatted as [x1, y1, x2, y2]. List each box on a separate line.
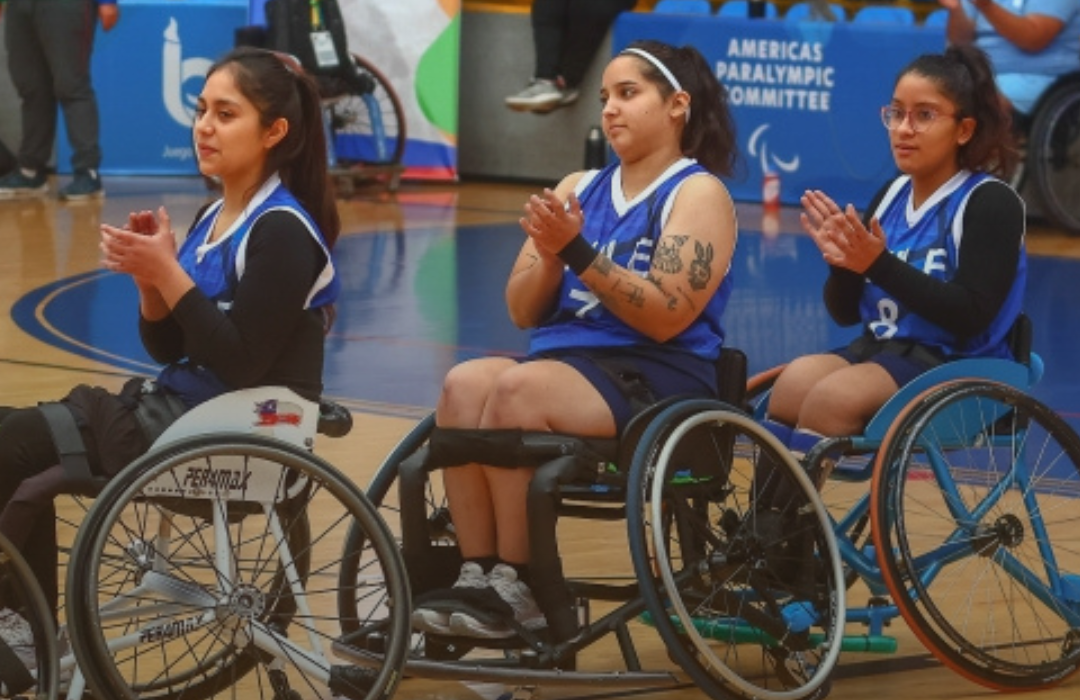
[648, 272, 679, 311]
[597, 279, 646, 308]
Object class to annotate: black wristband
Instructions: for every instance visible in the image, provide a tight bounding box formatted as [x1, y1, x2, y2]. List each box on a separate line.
[557, 234, 598, 276]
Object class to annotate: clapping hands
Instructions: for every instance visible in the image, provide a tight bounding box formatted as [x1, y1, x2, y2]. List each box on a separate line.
[520, 189, 585, 258]
[100, 207, 178, 286]
[800, 190, 885, 274]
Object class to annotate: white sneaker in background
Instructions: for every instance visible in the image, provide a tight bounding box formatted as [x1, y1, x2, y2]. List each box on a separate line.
[505, 79, 564, 112]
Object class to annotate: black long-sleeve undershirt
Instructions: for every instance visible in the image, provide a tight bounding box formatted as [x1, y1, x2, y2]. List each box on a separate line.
[139, 210, 328, 400]
[824, 179, 1024, 341]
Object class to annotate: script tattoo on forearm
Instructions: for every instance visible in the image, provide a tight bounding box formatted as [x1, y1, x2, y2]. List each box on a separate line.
[596, 277, 646, 309]
[654, 235, 688, 274]
[688, 241, 714, 291]
[593, 255, 614, 275]
[617, 279, 646, 307]
[648, 272, 678, 311]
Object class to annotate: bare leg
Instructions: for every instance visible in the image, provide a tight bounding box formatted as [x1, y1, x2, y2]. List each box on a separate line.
[479, 360, 615, 564]
[767, 354, 851, 427]
[796, 363, 898, 437]
[769, 354, 899, 436]
[437, 357, 517, 560]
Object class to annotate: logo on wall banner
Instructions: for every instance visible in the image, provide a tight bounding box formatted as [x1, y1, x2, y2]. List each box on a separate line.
[162, 18, 213, 128]
[748, 124, 801, 176]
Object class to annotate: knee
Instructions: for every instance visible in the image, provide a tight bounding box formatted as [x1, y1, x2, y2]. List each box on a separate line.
[480, 373, 535, 430]
[768, 357, 821, 424]
[797, 386, 875, 437]
[437, 364, 491, 428]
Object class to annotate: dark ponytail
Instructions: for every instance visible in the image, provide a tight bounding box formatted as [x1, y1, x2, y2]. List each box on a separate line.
[206, 47, 341, 249]
[899, 45, 1019, 177]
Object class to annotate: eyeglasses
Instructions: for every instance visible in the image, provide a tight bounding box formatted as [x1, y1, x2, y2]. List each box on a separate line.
[880, 106, 959, 133]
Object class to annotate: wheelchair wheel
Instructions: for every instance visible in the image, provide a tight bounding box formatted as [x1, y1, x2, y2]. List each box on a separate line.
[872, 380, 1080, 690]
[325, 54, 406, 169]
[0, 533, 59, 700]
[341, 414, 466, 653]
[627, 400, 844, 700]
[66, 434, 410, 700]
[1029, 80, 1080, 235]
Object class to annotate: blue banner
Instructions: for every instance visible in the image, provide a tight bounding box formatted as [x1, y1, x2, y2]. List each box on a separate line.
[613, 15, 944, 207]
[58, 0, 249, 175]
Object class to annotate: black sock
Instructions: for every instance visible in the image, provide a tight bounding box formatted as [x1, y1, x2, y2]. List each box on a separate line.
[469, 556, 501, 575]
[499, 560, 531, 586]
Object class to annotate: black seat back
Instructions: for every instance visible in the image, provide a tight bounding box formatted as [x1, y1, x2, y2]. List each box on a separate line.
[1007, 313, 1032, 366]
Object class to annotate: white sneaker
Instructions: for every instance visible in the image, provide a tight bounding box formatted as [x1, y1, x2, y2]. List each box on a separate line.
[411, 562, 489, 635]
[0, 608, 34, 667]
[449, 564, 546, 638]
[505, 79, 564, 112]
[0, 607, 35, 694]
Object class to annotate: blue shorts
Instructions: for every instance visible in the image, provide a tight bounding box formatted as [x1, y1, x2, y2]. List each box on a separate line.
[527, 346, 718, 433]
[831, 335, 946, 389]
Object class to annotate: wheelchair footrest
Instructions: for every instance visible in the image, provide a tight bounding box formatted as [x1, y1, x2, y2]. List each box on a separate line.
[639, 611, 899, 654]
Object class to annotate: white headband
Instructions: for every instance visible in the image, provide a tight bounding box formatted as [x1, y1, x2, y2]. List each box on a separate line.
[621, 47, 690, 121]
[621, 48, 682, 91]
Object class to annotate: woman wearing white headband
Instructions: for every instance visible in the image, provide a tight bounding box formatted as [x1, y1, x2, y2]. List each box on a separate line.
[410, 39, 742, 643]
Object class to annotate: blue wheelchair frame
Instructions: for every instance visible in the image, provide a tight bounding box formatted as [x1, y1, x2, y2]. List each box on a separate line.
[738, 341, 1080, 689]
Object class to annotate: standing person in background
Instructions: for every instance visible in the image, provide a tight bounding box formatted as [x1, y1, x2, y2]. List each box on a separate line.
[0, 0, 118, 200]
[506, 0, 638, 113]
[937, 0, 1080, 120]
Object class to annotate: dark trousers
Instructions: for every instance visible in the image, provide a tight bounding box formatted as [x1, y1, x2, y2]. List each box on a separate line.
[3, 0, 102, 173]
[0, 408, 62, 615]
[531, 0, 637, 88]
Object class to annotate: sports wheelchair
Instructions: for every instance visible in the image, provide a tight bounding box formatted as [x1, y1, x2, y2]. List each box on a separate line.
[335, 348, 846, 700]
[743, 316, 1080, 691]
[341, 312, 1080, 699]
[256, 0, 407, 194]
[55, 387, 412, 700]
[1015, 70, 1080, 235]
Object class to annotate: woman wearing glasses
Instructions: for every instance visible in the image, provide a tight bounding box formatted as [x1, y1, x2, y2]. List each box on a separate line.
[762, 44, 1024, 447]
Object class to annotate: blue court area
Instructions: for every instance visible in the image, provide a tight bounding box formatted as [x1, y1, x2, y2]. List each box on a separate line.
[12, 222, 1080, 431]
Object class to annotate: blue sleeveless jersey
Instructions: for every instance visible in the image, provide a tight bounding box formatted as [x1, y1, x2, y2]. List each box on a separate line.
[176, 174, 339, 311]
[159, 174, 339, 403]
[861, 171, 1026, 359]
[529, 159, 732, 360]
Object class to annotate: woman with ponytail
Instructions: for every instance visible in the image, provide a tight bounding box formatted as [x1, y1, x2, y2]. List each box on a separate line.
[411, 39, 740, 641]
[763, 44, 1026, 443]
[0, 46, 339, 640]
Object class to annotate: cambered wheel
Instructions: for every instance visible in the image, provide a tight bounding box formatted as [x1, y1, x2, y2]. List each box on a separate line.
[66, 434, 410, 700]
[325, 54, 406, 169]
[872, 380, 1080, 690]
[0, 532, 59, 700]
[341, 414, 468, 661]
[1029, 80, 1080, 235]
[627, 400, 844, 700]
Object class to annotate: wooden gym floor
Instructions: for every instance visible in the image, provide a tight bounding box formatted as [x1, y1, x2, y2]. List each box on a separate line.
[2, 174, 1079, 700]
